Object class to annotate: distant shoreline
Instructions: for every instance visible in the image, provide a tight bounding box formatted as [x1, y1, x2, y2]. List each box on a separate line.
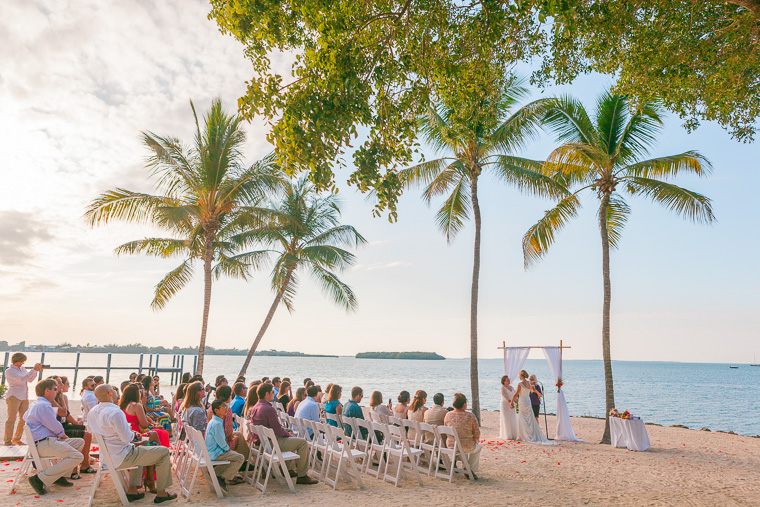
[356, 351, 446, 360]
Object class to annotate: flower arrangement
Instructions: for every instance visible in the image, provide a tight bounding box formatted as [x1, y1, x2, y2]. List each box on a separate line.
[621, 411, 632, 420]
[556, 378, 563, 392]
[609, 408, 633, 419]
[610, 408, 619, 417]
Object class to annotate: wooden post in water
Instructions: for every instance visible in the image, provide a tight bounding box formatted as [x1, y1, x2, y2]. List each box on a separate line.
[171, 355, 177, 384]
[192, 355, 197, 376]
[180, 355, 185, 383]
[148, 354, 153, 375]
[38, 352, 46, 380]
[72, 352, 81, 388]
[106, 353, 112, 383]
[138, 354, 144, 374]
[1, 352, 9, 385]
[155, 354, 160, 378]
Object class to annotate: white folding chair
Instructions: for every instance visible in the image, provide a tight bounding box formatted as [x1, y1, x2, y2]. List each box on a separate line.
[303, 419, 328, 475]
[417, 422, 439, 476]
[254, 426, 298, 494]
[384, 424, 424, 487]
[180, 426, 230, 500]
[434, 426, 475, 482]
[325, 412, 342, 430]
[401, 419, 420, 446]
[10, 425, 57, 494]
[353, 418, 373, 472]
[365, 421, 389, 479]
[388, 415, 403, 426]
[88, 433, 139, 507]
[321, 424, 365, 490]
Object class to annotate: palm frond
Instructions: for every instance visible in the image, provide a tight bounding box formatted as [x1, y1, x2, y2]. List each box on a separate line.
[114, 238, 192, 258]
[621, 152, 712, 180]
[522, 194, 582, 268]
[84, 189, 176, 227]
[300, 245, 356, 271]
[305, 225, 366, 249]
[542, 95, 599, 147]
[399, 158, 450, 190]
[421, 160, 468, 205]
[492, 97, 555, 154]
[544, 144, 605, 185]
[309, 265, 358, 312]
[599, 194, 631, 249]
[151, 260, 194, 311]
[624, 177, 715, 224]
[594, 92, 628, 157]
[435, 176, 472, 243]
[616, 101, 664, 163]
[490, 155, 570, 200]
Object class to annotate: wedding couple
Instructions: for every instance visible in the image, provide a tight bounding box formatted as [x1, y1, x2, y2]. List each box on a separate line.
[499, 370, 556, 445]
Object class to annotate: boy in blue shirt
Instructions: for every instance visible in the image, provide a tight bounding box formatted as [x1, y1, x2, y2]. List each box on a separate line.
[205, 400, 245, 492]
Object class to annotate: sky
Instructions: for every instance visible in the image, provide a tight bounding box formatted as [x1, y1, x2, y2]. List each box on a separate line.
[1, 0, 758, 364]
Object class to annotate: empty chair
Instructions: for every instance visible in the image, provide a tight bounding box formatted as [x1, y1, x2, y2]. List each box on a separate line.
[321, 424, 366, 490]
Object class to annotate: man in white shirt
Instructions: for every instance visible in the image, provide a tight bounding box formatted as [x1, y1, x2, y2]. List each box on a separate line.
[87, 385, 176, 503]
[4, 352, 43, 445]
[80, 378, 97, 423]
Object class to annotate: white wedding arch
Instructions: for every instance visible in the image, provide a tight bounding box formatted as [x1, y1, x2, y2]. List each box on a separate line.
[498, 341, 582, 442]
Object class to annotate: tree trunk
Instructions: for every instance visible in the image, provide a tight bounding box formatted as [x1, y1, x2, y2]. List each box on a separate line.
[238, 269, 293, 377]
[469, 175, 482, 424]
[195, 230, 215, 376]
[599, 192, 615, 444]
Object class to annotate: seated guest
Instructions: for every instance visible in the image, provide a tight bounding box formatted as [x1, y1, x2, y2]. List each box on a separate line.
[424, 392, 448, 445]
[244, 381, 261, 418]
[407, 390, 427, 440]
[80, 377, 98, 418]
[56, 376, 94, 477]
[129, 372, 138, 382]
[313, 385, 324, 403]
[287, 387, 306, 416]
[93, 376, 104, 387]
[276, 381, 291, 411]
[443, 393, 481, 478]
[324, 384, 343, 426]
[181, 382, 207, 434]
[342, 387, 365, 437]
[303, 378, 311, 387]
[215, 376, 228, 388]
[207, 385, 249, 460]
[23, 379, 85, 495]
[120, 384, 170, 448]
[272, 377, 281, 398]
[205, 400, 245, 492]
[250, 383, 318, 485]
[294, 385, 320, 426]
[369, 391, 393, 419]
[230, 383, 247, 418]
[394, 390, 410, 420]
[141, 376, 173, 435]
[174, 383, 188, 414]
[181, 372, 191, 384]
[89, 385, 176, 503]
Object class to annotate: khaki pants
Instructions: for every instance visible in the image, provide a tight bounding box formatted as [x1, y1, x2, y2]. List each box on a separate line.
[214, 450, 244, 481]
[35, 437, 84, 486]
[464, 443, 482, 473]
[231, 431, 249, 462]
[118, 445, 172, 492]
[276, 437, 309, 477]
[4, 396, 29, 444]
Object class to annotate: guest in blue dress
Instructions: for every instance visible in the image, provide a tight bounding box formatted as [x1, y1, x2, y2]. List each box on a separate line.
[324, 384, 343, 426]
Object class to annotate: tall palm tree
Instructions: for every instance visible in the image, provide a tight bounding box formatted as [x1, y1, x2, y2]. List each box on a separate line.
[523, 91, 714, 443]
[85, 99, 282, 376]
[400, 80, 567, 423]
[234, 178, 366, 376]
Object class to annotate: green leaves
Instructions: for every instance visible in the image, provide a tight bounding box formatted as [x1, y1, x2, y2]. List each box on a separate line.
[522, 194, 582, 268]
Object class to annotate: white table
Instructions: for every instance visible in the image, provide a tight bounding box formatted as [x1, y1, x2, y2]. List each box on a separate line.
[610, 417, 650, 451]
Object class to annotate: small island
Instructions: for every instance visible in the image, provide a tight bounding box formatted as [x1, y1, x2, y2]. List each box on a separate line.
[356, 351, 446, 360]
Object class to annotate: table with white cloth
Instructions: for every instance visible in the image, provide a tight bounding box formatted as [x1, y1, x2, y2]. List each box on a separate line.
[610, 417, 650, 451]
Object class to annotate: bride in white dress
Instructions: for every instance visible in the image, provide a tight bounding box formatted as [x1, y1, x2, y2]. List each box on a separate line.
[499, 375, 518, 439]
[513, 370, 556, 445]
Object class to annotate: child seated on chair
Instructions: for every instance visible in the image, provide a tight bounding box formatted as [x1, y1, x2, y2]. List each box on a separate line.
[205, 400, 245, 492]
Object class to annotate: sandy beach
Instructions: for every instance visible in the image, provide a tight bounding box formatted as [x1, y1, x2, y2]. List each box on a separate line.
[2, 400, 759, 506]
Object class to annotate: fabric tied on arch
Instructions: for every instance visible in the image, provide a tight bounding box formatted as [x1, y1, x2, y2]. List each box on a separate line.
[543, 346, 582, 442]
[503, 347, 531, 382]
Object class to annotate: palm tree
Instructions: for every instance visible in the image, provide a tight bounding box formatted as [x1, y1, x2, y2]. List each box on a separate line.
[85, 99, 282, 376]
[234, 178, 366, 376]
[523, 91, 714, 443]
[400, 79, 567, 423]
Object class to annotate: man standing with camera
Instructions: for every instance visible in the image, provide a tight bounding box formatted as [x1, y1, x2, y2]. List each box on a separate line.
[4, 352, 44, 445]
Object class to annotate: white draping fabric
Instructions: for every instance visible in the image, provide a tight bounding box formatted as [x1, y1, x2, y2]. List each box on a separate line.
[543, 347, 582, 442]
[503, 347, 531, 381]
[610, 417, 650, 451]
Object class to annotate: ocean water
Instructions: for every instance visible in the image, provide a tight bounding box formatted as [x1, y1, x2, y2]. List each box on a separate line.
[7, 352, 759, 436]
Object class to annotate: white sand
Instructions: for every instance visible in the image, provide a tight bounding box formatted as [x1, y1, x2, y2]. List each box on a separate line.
[2, 400, 759, 505]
